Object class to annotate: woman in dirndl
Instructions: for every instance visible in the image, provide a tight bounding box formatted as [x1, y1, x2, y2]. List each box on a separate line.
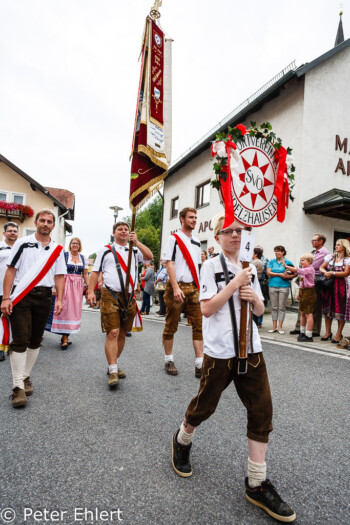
[320, 238, 350, 344]
[49, 237, 89, 349]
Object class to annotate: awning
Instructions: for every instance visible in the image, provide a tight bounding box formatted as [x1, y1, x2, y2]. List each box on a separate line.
[303, 188, 350, 220]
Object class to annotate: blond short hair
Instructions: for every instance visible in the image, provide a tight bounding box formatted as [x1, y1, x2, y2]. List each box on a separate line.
[212, 213, 251, 236]
[300, 253, 314, 263]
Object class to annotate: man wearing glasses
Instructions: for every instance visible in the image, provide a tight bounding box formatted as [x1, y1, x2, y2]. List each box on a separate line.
[290, 233, 329, 337]
[0, 222, 19, 361]
[171, 214, 296, 523]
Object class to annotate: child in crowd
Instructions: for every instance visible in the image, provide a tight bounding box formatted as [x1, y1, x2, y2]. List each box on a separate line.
[171, 213, 296, 523]
[283, 254, 316, 342]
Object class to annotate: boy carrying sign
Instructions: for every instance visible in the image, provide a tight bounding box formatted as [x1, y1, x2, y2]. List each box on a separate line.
[171, 213, 296, 523]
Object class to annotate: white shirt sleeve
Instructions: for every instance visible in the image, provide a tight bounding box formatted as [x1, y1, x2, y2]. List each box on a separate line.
[82, 255, 89, 269]
[53, 249, 67, 275]
[199, 260, 217, 301]
[164, 236, 176, 262]
[7, 238, 22, 268]
[136, 249, 144, 264]
[324, 253, 333, 264]
[93, 247, 106, 272]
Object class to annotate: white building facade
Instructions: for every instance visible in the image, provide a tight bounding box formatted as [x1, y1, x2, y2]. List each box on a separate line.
[161, 39, 350, 267]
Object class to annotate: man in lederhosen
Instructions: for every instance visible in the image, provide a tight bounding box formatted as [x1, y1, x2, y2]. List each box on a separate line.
[87, 221, 153, 388]
[0, 222, 19, 362]
[162, 207, 203, 378]
[1, 209, 66, 407]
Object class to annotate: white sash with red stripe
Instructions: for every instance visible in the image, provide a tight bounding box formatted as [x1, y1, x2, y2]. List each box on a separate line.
[172, 233, 200, 289]
[0, 245, 63, 351]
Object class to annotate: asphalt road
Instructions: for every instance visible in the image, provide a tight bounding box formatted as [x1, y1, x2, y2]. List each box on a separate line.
[1, 311, 349, 525]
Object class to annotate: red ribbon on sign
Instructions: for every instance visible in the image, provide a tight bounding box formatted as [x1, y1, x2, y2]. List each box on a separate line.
[274, 146, 289, 222]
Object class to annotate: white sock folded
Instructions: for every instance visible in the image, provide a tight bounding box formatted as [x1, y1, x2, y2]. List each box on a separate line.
[177, 421, 196, 446]
[248, 457, 267, 488]
[300, 326, 306, 334]
[109, 364, 118, 374]
[306, 330, 313, 338]
[10, 351, 27, 389]
[23, 347, 40, 379]
[164, 354, 174, 363]
[195, 357, 203, 369]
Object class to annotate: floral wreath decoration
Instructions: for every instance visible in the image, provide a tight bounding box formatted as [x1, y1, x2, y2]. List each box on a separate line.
[210, 121, 295, 228]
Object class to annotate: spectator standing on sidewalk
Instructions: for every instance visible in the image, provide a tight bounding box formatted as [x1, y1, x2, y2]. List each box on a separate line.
[140, 261, 155, 315]
[283, 254, 316, 342]
[320, 239, 350, 344]
[155, 260, 168, 316]
[252, 247, 264, 328]
[290, 233, 329, 337]
[266, 246, 294, 335]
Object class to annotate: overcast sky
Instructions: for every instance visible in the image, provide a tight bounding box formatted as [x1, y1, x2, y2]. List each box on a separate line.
[0, 0, 347, 255]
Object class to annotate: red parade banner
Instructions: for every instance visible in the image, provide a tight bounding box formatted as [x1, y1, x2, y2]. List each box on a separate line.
[129, 17, 171, 213]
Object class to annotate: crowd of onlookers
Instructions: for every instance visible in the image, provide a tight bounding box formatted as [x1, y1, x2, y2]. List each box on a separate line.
[251, 233, 350, 346]
[138, 234, 350, 348]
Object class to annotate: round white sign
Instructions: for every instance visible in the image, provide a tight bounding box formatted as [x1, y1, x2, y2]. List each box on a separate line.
[232, 135, 278, 227]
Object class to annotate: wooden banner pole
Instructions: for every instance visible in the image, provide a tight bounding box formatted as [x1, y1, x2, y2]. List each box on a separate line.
[238, 260, 249, 373]
[125, 212, 136, 297]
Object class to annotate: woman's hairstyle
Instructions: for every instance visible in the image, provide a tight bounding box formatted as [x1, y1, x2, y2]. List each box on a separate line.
[253, 247, 263, 259]
[201, 250, 208, 260]
[274, 245, 286, 255]
[300, 252, 313, 263]
[69, 237, 82, 252]
[336, 238, 350, 256]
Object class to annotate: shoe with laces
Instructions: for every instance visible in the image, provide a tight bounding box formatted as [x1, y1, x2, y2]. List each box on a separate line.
[172, 429, 192, 477]
[24, 377, 33, 396]
[165, 361, 178, 375]
[107, 373, 119, 387]
[245, 478, 296, 522]
[10, 387, 27, 408]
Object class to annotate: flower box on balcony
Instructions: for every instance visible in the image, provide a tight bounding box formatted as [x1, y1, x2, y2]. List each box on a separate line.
[0, 201, 34, 223]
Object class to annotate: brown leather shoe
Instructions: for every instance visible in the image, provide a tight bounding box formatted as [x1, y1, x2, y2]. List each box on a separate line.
[11, 387, 27, 407]
[195, 366, 202, 379]
[24, 377, 33, 396]
[117, 367, 126, 379]
[108, 373, 119, 387]
[165, 361, 178, 375]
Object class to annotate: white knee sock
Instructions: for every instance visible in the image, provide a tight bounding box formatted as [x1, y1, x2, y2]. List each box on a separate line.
[164, 354, 174, 363]
[23, 347, 40, 379]
[109, 364, 118, 374]
[300, 326, 306, 334]
[248, 457, 267, 488]
[195, 357, 203, 369]
[177, 421, 196, 446]
[10, 351, 27, 389]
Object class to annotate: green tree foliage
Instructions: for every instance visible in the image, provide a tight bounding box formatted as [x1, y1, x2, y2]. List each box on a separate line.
[122, 195, 163, 266]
